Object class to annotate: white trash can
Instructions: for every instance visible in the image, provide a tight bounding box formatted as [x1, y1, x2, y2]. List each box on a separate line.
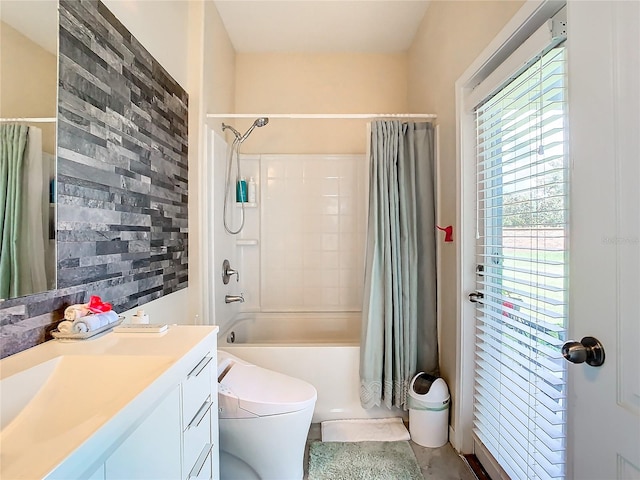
[408, 372, 450, 448]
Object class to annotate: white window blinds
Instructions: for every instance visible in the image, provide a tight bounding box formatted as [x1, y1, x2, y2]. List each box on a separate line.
[473, 45, 568, 480]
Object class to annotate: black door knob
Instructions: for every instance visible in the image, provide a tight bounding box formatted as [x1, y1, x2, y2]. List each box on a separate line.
[561, 336, 605, 367]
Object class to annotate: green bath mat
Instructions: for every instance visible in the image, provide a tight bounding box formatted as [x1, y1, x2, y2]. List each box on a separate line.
[308, 441, 423, 480]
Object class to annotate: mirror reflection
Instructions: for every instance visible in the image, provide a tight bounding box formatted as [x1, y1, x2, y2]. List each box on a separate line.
[0, 1, 57, 299]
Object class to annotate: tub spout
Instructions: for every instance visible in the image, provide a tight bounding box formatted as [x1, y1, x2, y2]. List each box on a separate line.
[225, 294, 245, 304]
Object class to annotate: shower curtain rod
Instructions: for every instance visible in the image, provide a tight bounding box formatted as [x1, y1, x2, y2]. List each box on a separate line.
[206, 113, 436, 120]
[0, 117, 56, 123]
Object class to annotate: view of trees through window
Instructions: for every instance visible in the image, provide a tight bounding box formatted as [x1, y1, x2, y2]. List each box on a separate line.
[502, 159, 565, 228]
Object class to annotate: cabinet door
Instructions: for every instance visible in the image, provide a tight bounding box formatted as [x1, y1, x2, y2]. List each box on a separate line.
[106, 386, 181, 480]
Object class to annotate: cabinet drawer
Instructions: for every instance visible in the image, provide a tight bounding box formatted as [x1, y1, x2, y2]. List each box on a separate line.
[183, 398, 212, 477]
[182, 356, 212, 427]
[187, 443, 213, 480]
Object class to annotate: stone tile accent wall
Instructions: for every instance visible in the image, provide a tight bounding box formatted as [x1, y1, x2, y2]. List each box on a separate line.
[0, 0, 188, 358]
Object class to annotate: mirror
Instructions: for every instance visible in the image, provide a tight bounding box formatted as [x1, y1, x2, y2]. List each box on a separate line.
[0, 1, 58, 299]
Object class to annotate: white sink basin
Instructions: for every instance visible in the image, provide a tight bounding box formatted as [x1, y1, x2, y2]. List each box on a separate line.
[0, 355, 173, 437]
[1, 356, 62, 431]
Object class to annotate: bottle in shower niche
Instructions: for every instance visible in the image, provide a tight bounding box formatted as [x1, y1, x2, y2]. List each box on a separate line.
[248, 177, 257, 203]
[236, 177, 248, 203]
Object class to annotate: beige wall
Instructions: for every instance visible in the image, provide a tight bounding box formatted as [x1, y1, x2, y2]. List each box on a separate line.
[186, 2, 206, 326]
[0, 20, 57, 154]
[103, 0, 189, 88]
[182, 1, 237, 325]
[200, 1, 237, 326]
[407, 0, 524, 430]
[205, 1, 236, 124]
[234, 53, 408, 154]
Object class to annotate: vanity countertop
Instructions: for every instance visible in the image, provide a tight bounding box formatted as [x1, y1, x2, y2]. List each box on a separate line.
[0, 324, 218, 480]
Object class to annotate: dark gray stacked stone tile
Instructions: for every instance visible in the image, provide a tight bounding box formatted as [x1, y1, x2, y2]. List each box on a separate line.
[0, 288, 87, 358]
[0, 0, 188, 358]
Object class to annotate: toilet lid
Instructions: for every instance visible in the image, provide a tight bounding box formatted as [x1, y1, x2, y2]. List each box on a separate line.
[220, 363, 317, 416]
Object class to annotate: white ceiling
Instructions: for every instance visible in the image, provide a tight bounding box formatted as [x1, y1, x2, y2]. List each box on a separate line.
[0, 1, 431, 55]
[0, 1, 57, 54]
[213, 1, 431, 53]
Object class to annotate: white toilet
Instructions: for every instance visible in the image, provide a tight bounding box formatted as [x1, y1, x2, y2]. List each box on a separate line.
[217, 351, 317, 480]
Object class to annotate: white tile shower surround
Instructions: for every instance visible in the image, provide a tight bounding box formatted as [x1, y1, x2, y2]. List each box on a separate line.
[259, 154, 367, 311]
[303, 424, 477, 480]
[235, 155, 262, 312]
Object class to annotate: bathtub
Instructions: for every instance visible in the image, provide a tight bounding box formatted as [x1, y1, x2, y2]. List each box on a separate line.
[219, 312, 402, 423]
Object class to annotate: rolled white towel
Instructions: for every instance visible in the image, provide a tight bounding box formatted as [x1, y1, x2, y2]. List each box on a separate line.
[64, 304, 90, 321]
[72, 311, 119, 333]
[57, 320, 74, 333]
[72, 315, 102, 333]
[94, 310, 119, 327]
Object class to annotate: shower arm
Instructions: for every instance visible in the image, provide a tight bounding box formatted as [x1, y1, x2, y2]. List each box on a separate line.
[222, 123, 241, 141]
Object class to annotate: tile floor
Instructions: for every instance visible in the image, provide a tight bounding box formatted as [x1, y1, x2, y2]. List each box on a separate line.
[304, 423, 477, 480]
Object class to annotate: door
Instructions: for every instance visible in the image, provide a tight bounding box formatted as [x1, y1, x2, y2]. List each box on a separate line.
[466, 2, 640, 478]
[472, 43, 570, 480]
[566, 1, 640, 478]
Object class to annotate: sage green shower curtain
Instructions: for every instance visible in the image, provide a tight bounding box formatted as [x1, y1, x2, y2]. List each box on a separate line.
[360, 121, 437, 410]
[0, 124, 29, 299]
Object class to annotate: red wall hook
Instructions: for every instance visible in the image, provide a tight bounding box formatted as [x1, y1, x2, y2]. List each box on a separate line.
[436, 225, 453, 242]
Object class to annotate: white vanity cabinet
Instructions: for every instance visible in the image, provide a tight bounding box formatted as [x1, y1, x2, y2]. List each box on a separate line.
[103, 350, 219, 480]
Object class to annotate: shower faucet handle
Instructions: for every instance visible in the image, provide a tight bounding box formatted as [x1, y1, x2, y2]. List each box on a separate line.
[227, 268, 239, 281]
[222, 259, 239, 284]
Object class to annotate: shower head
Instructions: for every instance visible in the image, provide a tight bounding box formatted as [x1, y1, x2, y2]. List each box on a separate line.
[238, 117, 269, 143]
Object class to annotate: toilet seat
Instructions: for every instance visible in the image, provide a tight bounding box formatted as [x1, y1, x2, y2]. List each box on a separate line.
[218, 355, 317, 418]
